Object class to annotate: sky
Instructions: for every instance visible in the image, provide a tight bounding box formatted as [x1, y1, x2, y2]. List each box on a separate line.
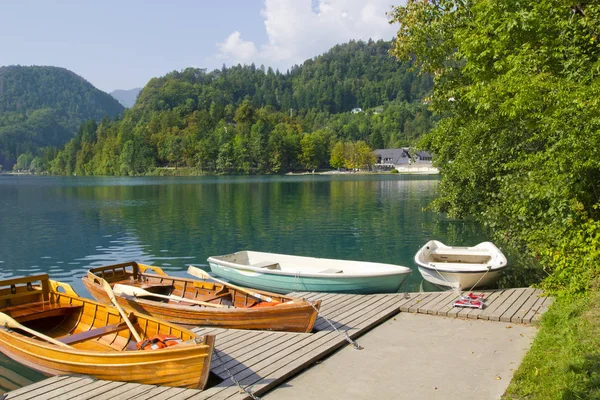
[0, 0, 402, 93]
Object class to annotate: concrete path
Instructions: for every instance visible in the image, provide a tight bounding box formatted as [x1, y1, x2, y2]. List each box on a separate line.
[264, 313, 537, 400]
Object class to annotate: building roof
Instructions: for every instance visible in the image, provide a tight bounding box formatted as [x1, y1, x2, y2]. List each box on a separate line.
[373, 148, 411, 164]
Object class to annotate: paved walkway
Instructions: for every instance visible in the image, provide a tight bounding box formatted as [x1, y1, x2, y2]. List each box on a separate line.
[265, 313, 538, 400]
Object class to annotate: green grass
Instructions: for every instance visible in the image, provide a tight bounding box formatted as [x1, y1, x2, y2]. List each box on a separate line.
[504, 290, 600, 399]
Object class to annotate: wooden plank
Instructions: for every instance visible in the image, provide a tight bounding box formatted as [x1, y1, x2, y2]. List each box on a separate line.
[11, 377, 89, 399]
[66, 380, 130, 400]
[208, 295, 376, 378]
[423, 291, 455, 315]
[210, 294, 398, 380]
[510, 289, 543, 323]
[463, 290, 502, 320]
[127, 385, 173, 399]
[92, 382, 149, 400]
[208, 294, 403, 399]
[522, 295, 548, 324]
[532, 296, 553, 323]
[6, 376, 81, 400]
[135, 387, 189, 400]
[399, 293, 432, 313]
[487, 289, 527, 321]
[500, 288, 537, 323]
[53, 379, 119, 400]
[464, 289, 511, 320]
[410, 292, 447, 313]
[203, 294, 402, 398]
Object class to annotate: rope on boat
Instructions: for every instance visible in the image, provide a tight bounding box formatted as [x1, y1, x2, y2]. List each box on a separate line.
[291, 271, 363, 350]
[431, 263, 492, 305]
[213, 347, 262, 400]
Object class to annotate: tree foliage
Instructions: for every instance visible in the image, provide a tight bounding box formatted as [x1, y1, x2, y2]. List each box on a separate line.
[390, 0, 600, 295]
[49, 39, 435, 176]
[0, 66, 124, 170]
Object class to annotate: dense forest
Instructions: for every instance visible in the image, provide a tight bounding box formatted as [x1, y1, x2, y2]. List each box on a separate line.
[391, 1, 600, 296]
[46, 39, 434, 176]
[0, 66, 124, 170]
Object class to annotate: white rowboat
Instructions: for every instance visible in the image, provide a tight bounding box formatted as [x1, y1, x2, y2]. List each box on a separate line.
[414, 240, 507, 289]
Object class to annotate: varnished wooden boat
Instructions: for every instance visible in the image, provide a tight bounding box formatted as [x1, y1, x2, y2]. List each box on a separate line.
[0, 274, 214, 389]
[82, 262, 321, 333]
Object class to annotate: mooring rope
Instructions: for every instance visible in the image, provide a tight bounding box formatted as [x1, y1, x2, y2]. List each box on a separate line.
[213, 347, 262, 400]
[291, 270, 362, 350]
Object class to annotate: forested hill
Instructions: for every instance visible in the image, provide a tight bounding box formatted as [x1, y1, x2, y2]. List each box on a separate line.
[49, 39, 434, 176]
[135, 39, 430, 116]
[0, 65, 124, 169]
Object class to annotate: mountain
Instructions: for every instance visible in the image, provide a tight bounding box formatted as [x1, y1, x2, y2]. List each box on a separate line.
[50, 39, 435, 176]
[110, 88, 142, 108]
[0, 65, 124, 169]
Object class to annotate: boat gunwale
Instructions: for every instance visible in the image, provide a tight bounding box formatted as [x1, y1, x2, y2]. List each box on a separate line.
[208, 253, 412, 279]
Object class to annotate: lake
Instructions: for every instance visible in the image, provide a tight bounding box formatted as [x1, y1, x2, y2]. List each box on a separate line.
[0, 173, 494, 392]
[0, 174, 491, 294]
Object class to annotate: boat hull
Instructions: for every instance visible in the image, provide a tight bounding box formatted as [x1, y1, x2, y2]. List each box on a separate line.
[417, 266, 502, 289]
[0, 274, 214, 389]
[209, 262, 409, 294]
[83, 262, 320, 333]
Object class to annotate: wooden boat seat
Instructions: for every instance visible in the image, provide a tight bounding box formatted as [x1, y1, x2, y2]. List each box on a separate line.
[431, 248, 490, 257]
[195, 292, 232, 304]
[58, 321, 131, 345]
[318, 268, 343, 274]
[127, 281, 174, 291]
[430, 262, 492, 269]
[3, 301, 83, 323]
[251, 261, 280, 270]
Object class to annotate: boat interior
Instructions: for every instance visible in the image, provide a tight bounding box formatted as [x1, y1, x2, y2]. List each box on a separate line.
[425, 248, 492, 264]
[87, 262, 288, 308]
[0, 274, 190, 352]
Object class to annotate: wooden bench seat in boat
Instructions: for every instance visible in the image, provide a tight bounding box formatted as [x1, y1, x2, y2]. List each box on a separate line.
[429, 262, 492, 270]
[251, 261, 281, 270]
[3, 301, 83, 323]
[318, 268, 344, 274]
[430, 248, 490, 257]
[58, 321, 131, 345]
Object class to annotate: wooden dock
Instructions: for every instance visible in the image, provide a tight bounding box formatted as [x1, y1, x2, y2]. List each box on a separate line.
[3, 288, 551, 400]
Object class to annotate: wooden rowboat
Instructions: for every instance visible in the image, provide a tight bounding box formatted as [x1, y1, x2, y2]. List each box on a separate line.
[82, 262, 321, 333]
[0, 274, 214, 389]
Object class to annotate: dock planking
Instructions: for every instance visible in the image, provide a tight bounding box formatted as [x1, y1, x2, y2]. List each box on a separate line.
[4, 287, 550, 400]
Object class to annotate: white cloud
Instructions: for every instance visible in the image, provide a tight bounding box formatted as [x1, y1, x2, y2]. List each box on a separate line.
[213, 0, 399, 71]
[215, 31, 258, 65]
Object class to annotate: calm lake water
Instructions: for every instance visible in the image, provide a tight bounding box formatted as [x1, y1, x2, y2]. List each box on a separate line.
[0, 173, 496, 392]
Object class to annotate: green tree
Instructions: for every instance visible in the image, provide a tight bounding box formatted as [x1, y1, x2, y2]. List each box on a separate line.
[330, 141, 346, 169]
[389, 0, 600, 294]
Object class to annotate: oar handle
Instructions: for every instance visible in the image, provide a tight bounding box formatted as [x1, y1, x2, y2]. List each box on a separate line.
[101, 279, 143, 343]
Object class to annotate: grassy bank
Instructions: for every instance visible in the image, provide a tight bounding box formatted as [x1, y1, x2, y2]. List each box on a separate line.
[504, 290, 600, 399]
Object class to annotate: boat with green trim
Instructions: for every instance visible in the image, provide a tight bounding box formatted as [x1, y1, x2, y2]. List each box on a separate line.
[207, 251, 412, 294]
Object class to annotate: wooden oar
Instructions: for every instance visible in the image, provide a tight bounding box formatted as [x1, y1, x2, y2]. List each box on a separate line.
[101, 279, 142, 343]
[112, 284, 228, 308]
[187, 266, 274, 302]
[0, 312, 71, 348]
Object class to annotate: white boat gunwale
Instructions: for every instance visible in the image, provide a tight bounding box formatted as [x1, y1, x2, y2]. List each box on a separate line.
[207, 252, 412, 279]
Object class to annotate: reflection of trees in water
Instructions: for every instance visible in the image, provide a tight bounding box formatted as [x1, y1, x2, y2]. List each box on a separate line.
[1, 175, 544, 293]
